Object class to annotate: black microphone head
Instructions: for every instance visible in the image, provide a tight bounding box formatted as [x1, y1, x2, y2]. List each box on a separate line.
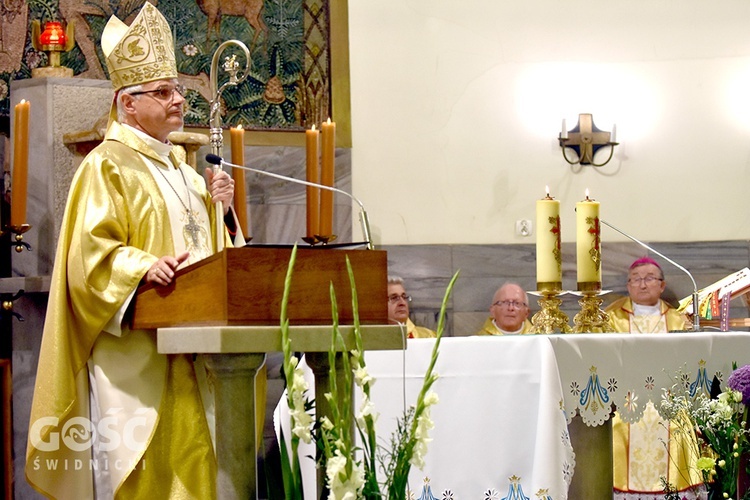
[205, 154, 223, 165]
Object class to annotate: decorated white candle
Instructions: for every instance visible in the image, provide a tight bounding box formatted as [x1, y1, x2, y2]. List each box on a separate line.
[536, 186, 562, 291]
[576, 189, 601, 290]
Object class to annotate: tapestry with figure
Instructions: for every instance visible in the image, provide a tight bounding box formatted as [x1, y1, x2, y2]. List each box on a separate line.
[0, 0, 332, 130]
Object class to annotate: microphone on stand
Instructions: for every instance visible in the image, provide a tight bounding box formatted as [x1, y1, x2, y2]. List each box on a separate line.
[601, 219, 701, 332]
[205, 154, 373, 250]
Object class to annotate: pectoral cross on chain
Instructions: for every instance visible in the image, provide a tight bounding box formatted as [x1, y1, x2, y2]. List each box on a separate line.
[184, 211, 203, 248]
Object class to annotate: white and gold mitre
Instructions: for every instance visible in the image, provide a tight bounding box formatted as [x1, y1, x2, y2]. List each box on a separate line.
[101, 2, 177, 90]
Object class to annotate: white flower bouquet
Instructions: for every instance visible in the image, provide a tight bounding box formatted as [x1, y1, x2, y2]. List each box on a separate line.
[277, 245, 458, 499]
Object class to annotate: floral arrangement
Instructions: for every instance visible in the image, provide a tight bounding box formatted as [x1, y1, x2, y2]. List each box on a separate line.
[277, 246, 458, 499]
[660, 364, 750, 500]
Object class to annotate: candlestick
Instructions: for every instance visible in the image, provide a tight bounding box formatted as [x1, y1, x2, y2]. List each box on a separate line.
[11, 100, 30, 228]
[576, 190, 601, 291]
[536, 187, 562, 292]
[530, 290, 572, 334]
[319, 118, 335, 240]
[305, 125, 320, 242]
[229, 125, 248, 235]
[573, 291, 614, 333]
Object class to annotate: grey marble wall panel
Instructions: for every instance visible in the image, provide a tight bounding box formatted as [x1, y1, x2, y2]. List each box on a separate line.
[453, 311, 489, 337]
[383, 244, 453, 279]
[197, 145, 353, 245]
[10, 78, 112, 279]
[452, 244, 535, 278]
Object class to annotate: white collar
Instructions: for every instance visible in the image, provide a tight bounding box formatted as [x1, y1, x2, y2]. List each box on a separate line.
[122, 123, 173, 164]
[632, 302, 661, 316]
[492, 319, 524, 335]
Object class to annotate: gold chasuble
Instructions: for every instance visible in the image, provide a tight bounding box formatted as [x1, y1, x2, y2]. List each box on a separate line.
[475, 317, 534, 336]
[25, 122, 232, 499]
[605, 297, 703, 499]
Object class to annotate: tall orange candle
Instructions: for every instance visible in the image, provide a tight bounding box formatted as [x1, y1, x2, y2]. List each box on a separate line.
[305, 125, 320, 238]
[230, 125, 248, 235]
[11, 99, 30, 228]
[576, 189, 601, 291]
[536, 186, 562, 291]
[319, 118, 335, 237]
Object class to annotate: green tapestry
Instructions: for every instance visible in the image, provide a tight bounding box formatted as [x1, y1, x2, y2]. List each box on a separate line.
[0, 0, 331, 131]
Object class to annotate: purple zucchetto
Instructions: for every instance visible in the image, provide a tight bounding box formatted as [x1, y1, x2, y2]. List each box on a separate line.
[629, 257, 662, 271]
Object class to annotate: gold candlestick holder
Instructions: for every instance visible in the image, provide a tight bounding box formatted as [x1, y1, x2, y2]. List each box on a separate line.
[572, 290, 613, 333]
[530, 290, 572, 334]
[314, 234, 337, 245]
[7, 224, 32, 253]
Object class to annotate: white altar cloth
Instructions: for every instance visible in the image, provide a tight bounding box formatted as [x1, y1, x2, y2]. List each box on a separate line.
[361, 337, 575, 499]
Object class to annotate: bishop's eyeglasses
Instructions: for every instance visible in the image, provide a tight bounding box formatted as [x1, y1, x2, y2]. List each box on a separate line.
[492, 300, 527, 309]
[129, 84, 187, 102]
[388, 293, 412, 304]
[628, 276, 663, 285]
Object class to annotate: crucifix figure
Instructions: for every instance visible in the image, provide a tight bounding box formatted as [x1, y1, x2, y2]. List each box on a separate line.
[559, 113, 617, 166]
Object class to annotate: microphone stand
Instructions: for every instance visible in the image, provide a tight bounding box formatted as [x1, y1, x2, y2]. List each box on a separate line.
[207, 156, 374, 250]
[601, 220, 700, 332]
[208, 40, 251, 252]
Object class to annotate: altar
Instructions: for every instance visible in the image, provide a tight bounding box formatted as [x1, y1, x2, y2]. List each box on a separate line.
[353, 332, 750, 499]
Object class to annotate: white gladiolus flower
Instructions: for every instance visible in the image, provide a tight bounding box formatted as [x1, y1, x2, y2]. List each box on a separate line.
[326, 450, 365, 500]
[321, 416, 334, 431]
[410, 410, 435, 469]
[356, 395, 379, 428]
[423, 391, 439, 407]
[354, 366, 373, 387]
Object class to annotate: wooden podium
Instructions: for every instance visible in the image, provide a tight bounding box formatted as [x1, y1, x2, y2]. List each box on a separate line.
[132, 246, 390, 328]
[132, 247, 404, 499]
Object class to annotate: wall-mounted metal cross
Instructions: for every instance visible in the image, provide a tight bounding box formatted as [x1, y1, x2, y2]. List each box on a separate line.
[559, 113, 618, 167]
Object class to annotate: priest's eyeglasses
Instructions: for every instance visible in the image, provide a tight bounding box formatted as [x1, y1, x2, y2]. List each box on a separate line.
[388, 293, 411, 304]
[628, 276, 663, 285]
[493, 300, 527, 309]
[130, 84, 187, 102]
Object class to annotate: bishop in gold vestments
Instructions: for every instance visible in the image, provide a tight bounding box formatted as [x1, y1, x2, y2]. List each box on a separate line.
[25, 3, 240, 498]
[605, 257, 704, 499]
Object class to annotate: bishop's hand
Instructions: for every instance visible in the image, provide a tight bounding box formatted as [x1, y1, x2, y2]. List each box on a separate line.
[205, 168, 234, 215]
[145, 251, 190, 286]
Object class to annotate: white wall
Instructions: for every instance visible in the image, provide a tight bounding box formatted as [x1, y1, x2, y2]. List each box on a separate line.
[348, 0, 750, 245]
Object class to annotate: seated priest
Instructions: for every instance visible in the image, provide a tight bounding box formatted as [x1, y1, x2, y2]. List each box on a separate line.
[604, 257, 704, 499]
[387, 276, 437, 338]
[25, 3, 246, 498]
[475, 282, 533, 335]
